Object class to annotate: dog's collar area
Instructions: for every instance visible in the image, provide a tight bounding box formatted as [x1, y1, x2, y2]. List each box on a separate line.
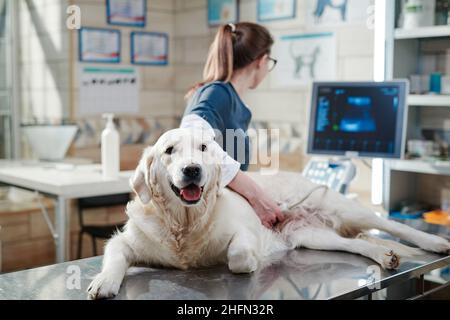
[170, 181, 204, 205]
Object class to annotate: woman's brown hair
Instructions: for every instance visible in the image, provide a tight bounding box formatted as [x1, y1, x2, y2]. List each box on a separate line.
[186, 22, 274, 99]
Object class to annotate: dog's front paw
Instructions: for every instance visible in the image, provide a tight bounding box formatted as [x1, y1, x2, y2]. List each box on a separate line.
[228, 251, 258, 274]
[371, 248, 400, 270]
[87, 272, 122, 300]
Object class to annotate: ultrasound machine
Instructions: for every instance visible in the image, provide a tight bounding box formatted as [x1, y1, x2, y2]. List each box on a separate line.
[303, 81, 409, 195]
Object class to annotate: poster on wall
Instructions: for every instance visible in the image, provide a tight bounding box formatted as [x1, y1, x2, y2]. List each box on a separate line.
[207, 0, 239, 26]
[257, 0, 296, 22]
[306, 0, 371, 27]
[79, 27, 121, 63]
[107, 0, 146, 27]
[131, 32, 169, 66]
[79, 66, 140, 116]
[271, 32, 336, 88]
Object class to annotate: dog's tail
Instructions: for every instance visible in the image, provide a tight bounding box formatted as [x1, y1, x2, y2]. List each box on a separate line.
[356, 233, 424, 257]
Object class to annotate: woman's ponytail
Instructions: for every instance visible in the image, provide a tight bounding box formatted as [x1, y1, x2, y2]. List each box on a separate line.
[203, 24, 235, 84]
[186, 22, 273, 99]
[186, 24, 235, 99]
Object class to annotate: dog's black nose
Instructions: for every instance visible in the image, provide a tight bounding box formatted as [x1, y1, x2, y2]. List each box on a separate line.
[182, 164, 202, 179]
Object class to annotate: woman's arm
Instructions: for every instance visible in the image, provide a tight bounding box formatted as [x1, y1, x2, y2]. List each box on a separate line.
[228, 171, 284, 229]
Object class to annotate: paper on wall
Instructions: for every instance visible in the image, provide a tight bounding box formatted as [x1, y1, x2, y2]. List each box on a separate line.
[78, 66, 140, 116]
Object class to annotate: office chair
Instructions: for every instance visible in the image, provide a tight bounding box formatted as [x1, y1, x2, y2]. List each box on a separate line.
[77, 193, 130, 259]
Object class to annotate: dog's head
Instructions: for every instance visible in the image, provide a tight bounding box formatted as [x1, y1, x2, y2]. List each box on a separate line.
[130, 128, 222, 208]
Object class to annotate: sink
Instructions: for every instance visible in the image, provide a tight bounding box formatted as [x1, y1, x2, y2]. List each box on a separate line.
[22, 125, 79, 161]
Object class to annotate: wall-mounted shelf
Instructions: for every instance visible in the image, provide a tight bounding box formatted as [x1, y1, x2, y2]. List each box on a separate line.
[408, 94, 450, 107]
[395, 25, 450, 39]
[381, 1, 450, 213]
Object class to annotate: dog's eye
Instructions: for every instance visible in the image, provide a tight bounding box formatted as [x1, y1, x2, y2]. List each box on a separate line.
[200, 144, 207, 152]
[165, 146, 174, 155]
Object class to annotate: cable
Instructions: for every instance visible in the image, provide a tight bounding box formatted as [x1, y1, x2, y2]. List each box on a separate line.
[360, 159, 372, 169]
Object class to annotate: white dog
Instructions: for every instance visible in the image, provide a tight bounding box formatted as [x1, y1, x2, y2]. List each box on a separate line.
[88, 128, 450, 299]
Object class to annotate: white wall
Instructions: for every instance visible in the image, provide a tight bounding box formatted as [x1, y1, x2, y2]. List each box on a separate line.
[20, 0, 375, 128]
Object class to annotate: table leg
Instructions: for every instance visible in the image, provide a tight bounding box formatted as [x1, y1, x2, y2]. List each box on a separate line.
[55, 196, 71, 263]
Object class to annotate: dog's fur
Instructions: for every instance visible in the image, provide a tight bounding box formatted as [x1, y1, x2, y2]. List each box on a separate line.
[88, 128, 450, 299]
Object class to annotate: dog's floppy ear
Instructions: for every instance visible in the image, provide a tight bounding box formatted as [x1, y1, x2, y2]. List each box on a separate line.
[130, 147, 154, 205]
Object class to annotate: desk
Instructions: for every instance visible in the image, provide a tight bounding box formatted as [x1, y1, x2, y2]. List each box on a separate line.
[0, 246, 448, 300]
[0, 160, 133, 263]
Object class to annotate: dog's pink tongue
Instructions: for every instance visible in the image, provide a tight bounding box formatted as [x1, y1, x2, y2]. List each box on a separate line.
[180, 185, 201, 201]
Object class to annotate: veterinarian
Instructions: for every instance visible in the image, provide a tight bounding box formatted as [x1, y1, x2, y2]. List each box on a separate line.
[180, 22, 284, 229]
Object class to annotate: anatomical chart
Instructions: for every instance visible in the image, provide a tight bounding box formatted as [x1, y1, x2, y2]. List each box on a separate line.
[271, 32, 336, 88]
[306, 0, 372, 27]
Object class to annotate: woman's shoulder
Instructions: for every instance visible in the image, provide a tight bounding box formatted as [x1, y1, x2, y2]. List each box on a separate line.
[184, 82, 230, 116]
[196, 81, 235, 101]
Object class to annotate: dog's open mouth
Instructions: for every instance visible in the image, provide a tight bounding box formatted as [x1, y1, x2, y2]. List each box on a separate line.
[170, 182, 204, 204]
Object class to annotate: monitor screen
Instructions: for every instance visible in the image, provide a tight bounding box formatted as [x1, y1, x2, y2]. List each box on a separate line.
[307, 81, 408, 159]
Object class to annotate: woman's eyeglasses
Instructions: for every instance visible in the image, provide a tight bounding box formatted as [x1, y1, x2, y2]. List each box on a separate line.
[268, 57, 277, 72]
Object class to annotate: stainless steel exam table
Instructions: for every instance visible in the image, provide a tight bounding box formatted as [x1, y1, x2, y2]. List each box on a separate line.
[0, 220, 448, 300]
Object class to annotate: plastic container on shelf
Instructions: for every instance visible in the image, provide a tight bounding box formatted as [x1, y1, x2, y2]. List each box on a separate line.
[402, 0, 436, 29]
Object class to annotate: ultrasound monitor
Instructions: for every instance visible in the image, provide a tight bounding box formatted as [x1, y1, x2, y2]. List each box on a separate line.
[307, 81, 408, 159]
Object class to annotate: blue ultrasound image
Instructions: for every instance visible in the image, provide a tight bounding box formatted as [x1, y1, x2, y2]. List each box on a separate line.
[340, 96, 376, 133]
[313, 86, 399, 155]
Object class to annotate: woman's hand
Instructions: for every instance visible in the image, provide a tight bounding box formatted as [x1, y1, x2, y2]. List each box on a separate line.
[247, 191, 285, 229]
[228, 171, 285, 229]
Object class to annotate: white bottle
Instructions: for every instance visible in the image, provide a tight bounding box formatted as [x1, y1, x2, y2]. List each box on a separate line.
[101, 114, 120, 179]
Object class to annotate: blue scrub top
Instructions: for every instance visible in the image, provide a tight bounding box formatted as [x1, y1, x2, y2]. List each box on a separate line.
[184, 81, 252, 171]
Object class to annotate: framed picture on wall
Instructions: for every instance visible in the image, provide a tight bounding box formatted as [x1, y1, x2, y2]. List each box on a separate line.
[257, 0, 296, 22]
[107, 0, 147, 27]
[79, 27, 121, 64]
[131, 32, 169, 66]
[207, 0, 239, 26]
